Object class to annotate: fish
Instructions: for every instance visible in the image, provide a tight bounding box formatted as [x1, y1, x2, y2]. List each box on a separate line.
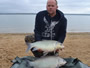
[26, 56, 67, 68]
[26, 40, 64, 56]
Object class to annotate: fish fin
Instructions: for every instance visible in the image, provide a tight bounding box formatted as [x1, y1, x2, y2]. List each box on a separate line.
[55, 52, 59, 56]
[42, 52, 48, 57]
[26, 43, 32, 53]
[32, 48, 38, 51]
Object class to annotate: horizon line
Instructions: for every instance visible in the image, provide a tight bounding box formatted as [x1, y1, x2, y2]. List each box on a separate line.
[0, 13, 90, 15]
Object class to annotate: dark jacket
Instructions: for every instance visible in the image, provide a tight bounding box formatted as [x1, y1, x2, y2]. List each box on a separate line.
[34, 10, 67, 43]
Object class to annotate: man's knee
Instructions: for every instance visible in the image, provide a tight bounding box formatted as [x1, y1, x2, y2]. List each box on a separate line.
[25, 34, 35, 43]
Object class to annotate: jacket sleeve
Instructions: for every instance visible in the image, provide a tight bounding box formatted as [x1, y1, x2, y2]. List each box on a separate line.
[34, 13, 42, 41]
[58, 17, 67, 43]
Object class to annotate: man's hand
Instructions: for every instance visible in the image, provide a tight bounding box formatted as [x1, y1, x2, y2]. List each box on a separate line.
[56, 49, 59, 52]
[37, 49, 43, 52]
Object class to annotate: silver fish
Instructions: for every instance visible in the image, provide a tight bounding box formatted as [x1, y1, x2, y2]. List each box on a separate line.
[27, 56, 66, 68]
[26, 40, 64, 56]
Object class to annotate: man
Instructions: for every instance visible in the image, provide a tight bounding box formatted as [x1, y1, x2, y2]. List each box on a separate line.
[25, 0, 67, 57]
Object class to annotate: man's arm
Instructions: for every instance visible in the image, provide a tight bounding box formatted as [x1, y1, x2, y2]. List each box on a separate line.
[58, 17, 67, 43]
[34, 13, 42, 41]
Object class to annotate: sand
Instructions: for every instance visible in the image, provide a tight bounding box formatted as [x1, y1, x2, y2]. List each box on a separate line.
[0, 33, 90, 68]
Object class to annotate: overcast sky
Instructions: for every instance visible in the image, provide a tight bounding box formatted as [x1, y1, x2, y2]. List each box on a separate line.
[0, 0, 90, 14]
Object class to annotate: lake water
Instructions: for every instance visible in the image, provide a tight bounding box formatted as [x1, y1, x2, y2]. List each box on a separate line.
[0, 13, 90, 33]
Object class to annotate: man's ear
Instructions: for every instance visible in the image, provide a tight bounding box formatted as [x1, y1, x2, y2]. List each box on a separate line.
[57, 6, 58, 9]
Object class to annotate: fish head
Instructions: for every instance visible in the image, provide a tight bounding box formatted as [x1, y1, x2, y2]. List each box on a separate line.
[55, 42, 64, 50]
[58, 57, 67, 66]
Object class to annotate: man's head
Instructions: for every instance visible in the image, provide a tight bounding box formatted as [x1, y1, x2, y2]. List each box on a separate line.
[46, 0, 58, 17]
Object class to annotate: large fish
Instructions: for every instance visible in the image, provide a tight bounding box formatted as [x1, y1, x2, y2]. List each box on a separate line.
[26, 40, 64, 56]
[27, 56, 67, 68]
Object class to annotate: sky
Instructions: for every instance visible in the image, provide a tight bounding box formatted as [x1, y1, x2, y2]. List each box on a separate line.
[0, 0, 90, 14]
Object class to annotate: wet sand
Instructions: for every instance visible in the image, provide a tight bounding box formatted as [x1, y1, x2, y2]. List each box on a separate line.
[0, 33, 90, 68]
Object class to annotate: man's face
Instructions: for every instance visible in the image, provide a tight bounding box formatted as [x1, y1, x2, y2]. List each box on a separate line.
[46, 0, 58, 16]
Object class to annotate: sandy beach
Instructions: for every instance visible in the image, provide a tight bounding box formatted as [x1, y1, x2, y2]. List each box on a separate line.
[0, 33, 90, 68]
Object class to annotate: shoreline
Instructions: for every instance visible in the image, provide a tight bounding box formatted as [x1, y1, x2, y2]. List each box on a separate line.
[0, 32, 90, 33]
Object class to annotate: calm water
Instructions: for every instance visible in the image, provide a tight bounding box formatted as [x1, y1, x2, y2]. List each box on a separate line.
[0, 13, 90, 33]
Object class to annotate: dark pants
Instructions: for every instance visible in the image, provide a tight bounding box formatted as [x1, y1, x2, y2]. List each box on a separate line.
[25, 35, 58, 58]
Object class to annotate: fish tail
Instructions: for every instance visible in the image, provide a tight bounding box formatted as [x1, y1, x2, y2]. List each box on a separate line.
[26, 43, 32, 53]
[42, 52, 48, 57]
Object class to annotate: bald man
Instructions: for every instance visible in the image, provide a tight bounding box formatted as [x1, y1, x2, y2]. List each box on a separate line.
[25, 0, 67, 57]
[47, 0, 58, 17]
